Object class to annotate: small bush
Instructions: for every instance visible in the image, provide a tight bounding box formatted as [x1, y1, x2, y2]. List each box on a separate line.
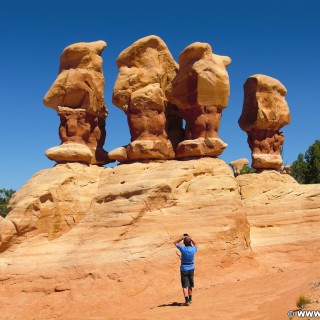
[0, 188, 15, 218]
[240, 165, 256, 175]
[296, 295, 311, 308]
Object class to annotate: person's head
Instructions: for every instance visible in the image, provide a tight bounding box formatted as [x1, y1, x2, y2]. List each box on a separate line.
[183, 236, 192, 246]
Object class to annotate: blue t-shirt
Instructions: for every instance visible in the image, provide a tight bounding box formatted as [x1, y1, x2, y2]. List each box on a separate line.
[176, 245, 198, 271]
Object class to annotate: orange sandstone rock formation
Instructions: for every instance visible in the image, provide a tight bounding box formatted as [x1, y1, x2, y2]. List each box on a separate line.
[238, 74, 291, 169]
[3, 36, 319, 320]
[111, 35, 182, 161]
[166, 42, 231, 158]
[43, 41, 110, 165]
[0, 159, 249, 257]
[229, 158, 249, 176]
[0, 159, 319, 320]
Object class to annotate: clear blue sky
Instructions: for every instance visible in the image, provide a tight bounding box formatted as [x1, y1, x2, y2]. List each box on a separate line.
[1, 0, 319, 190]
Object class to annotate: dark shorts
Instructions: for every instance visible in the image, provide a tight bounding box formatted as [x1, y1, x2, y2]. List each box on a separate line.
[180, 269, 194, 288]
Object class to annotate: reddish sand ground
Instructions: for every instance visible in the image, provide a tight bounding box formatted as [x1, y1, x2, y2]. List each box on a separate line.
[1, 250, 319, 320]
[118, 262, 319, 320]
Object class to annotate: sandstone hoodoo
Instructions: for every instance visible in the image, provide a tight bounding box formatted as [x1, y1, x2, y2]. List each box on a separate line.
[111, 35, 181, 162]
[238, 74, 291, 169]
[1, 36, 320, 320]
[166, 42, 231, 158]
[43, 41, 110, 165]
[229, 158, 249, 176]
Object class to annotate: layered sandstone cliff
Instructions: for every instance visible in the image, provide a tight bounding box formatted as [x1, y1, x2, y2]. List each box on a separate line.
[0, 159, 319, 319]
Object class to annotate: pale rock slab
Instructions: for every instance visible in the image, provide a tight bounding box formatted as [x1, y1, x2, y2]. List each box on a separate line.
[45, 142, 93, 164]
[108, 146, 128, 162]
[176, 137, 227, 158]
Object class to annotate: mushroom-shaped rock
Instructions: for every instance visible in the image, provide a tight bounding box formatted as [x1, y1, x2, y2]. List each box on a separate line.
[112, 35, 181, 161]
[238, 74, 291, 169]
[165, 42, 231, 158]
[43, 41, 110, 165]
[229, 158, 249, 177]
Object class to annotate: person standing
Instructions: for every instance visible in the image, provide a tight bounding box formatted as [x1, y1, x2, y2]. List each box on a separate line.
[174, 234, 198, 305]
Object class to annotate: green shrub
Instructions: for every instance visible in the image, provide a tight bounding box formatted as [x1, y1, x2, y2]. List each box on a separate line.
[240, 165, 256, 175]
[0, 188, 15, 218]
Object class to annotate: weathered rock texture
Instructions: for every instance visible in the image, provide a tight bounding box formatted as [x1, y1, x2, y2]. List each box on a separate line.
[238, 74, 291, 169]
[1, 160, 320, 319]
[166, 42, 231, 158]
[229, 158, 249, 176]
[0, 164, 105, 252]
[112, 35, 182, 161]
[0, 159, 249, 257]
[43, 41, 110, 165]
[236, 171, 320, 261]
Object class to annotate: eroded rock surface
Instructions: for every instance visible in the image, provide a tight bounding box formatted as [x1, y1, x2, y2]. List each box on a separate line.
[112, 35, 181, 161]
[1, 160, 320, 319]
[0, 163, 105, 252]
[238, 74, 291, 169]
[166, 42, 231, 158]
[1, 159, 249, 257]
[43, 41, 110, 164]
[237, 171, 320, 260]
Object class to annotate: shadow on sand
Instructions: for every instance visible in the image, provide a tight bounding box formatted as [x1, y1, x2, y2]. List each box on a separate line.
[157, 302, 188, 307]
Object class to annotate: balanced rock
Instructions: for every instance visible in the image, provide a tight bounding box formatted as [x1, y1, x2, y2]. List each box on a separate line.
[166, 42, 231, 158]
[229, 158, 249, 176]
[238, 74, 291, 169]
[112, 35, 181, 161]
[43, 41, 110, 165]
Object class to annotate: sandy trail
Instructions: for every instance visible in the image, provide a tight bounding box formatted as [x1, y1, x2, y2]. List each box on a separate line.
[115, 262, 319, 320]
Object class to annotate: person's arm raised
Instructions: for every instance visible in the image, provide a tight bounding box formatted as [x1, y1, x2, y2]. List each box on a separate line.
[189, 236, 197, 246]
[174, 237, 184, 246]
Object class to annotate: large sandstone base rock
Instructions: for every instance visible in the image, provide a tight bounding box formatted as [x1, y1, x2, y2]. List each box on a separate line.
[1, 158, 249, 257]
[1, 159, 320, 319]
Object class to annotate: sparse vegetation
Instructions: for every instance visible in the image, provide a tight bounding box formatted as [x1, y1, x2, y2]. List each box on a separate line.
[240, 165, 256, 175]
[296, 295, 311, 309]
[0, 188, 15, 218]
